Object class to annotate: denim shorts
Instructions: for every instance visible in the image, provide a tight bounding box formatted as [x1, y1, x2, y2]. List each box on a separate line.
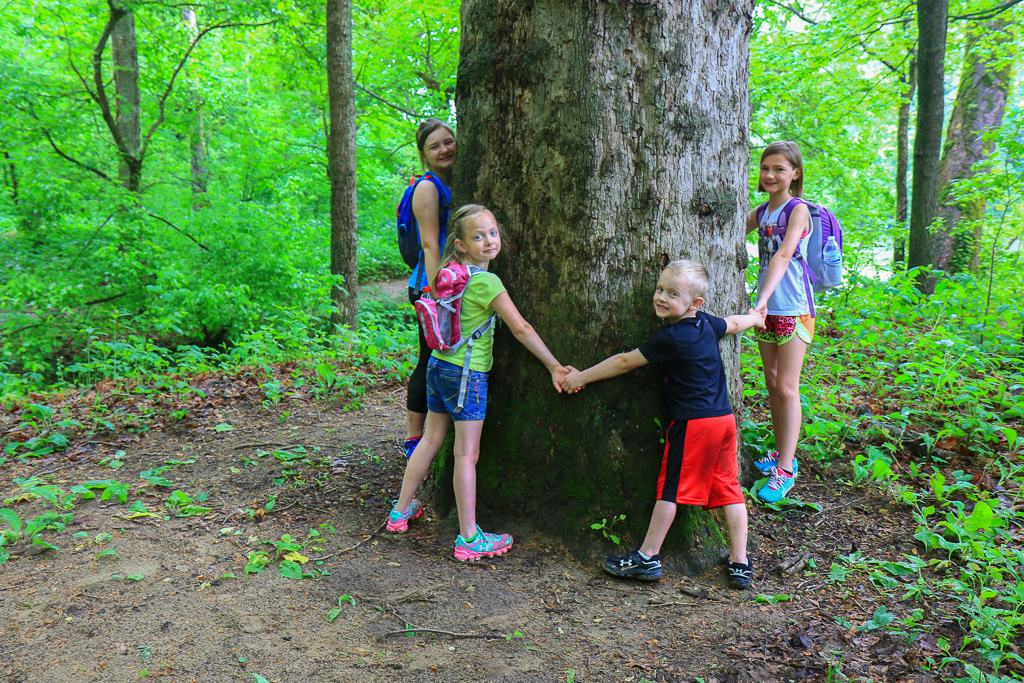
[426, 357, 488, 421]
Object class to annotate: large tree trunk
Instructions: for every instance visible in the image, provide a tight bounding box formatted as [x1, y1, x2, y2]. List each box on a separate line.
[183, 7, 209, 208]
[326, 0, 358, 329]
[111, 7, 141, 192]
[451, 0, 755, 569]
[894, 54, 916, 267]
[937, 18, 1014, 274]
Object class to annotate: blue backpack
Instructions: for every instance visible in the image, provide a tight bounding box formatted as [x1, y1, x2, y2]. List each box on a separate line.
[397, 172, 450, 284]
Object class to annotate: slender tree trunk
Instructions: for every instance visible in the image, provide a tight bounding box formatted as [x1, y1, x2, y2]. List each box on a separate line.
[451, 0, 755, 568]
[894, 54, 916, 267]
[937, 18, 1015, 274]
[907, 0, 948, 293]
[183, 8, 209, 207]
[326, 0, 358, 329]
[111, 7, 141, 192]
[2, 149, 17, 204]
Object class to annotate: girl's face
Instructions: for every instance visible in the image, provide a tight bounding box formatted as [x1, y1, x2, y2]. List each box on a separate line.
[759, 153, 801, 196]
[456, 212, 501, 267]
[421, 127, 456, 174]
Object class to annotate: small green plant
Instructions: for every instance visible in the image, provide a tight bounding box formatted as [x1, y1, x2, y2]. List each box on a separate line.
[0, 509, 73, 560]
[165, 491, 211, 517]
[590, 514, 626, 544]
[327, 594, 356, 622]
[753, 593, 791, 604]
[244, 551, 271, 575]
[858, 606, 895, 632]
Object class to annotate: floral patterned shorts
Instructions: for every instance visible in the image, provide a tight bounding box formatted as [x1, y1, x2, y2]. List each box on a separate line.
[752, 314, 815, 345]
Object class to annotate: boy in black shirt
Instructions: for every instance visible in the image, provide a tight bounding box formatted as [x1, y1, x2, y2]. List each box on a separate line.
[561, 260, 763, 588]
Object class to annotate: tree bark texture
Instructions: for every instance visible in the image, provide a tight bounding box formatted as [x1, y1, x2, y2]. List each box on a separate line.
[183, 8, 209, 206]
[907, 0, 948, 292]
[111, 8, 142, 192]
[326, 0, 359, 329]
[936, 18, 1015, 274]
[894, 54, 916, 266]
[452, 0, 755, 569]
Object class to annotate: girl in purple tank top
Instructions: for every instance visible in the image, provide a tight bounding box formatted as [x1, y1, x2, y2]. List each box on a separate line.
[744, 141, 815, 504]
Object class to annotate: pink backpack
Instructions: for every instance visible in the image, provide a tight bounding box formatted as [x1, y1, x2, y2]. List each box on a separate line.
[414, 262, 496, 410]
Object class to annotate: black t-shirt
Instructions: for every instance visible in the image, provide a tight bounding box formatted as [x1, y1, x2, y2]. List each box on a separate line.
[637, 311, 733, 420]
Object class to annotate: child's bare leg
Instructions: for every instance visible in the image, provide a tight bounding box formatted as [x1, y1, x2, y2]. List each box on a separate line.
[405, 410, 427, 441]
[395, 410, 450, 512]
[452, 419, 484, 539]
[722, 503, 748, 564]
[772, 337, 808, 472]
[639, 500, 677, 557]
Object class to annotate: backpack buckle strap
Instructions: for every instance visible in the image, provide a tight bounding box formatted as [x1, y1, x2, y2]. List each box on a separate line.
[454, 314, 495, 412]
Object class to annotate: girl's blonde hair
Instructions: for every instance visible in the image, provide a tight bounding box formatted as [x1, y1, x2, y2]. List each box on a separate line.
[431, 204, 499, 292]
[758, 141, 804, 198]
[416, 118, 456, 171]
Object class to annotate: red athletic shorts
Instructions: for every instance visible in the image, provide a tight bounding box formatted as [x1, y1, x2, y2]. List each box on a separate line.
[656, 414, 743, 509]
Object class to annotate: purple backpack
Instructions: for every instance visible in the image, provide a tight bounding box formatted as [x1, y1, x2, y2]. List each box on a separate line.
[756, 198, 844, 295]
[414, 262, 496, 411]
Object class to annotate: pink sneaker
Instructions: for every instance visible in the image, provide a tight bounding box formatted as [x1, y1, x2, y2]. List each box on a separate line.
[386, 499, 422, 532]
[454, 525, 513, 561]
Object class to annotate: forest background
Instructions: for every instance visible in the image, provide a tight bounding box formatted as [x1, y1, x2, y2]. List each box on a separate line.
[2, 0, 1024, 680]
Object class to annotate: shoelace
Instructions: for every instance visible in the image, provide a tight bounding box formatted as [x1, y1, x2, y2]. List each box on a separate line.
[767, 469, 791, 490]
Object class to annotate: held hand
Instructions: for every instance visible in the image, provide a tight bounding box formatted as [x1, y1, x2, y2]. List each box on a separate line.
[560, 368, 586, 394]
[750, 307, 767, 330]
[550, 365, 571, 393]
[753, 300, 768, 320]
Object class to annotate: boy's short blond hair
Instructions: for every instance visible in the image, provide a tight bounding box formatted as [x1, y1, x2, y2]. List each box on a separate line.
[663, 259, 710, 301]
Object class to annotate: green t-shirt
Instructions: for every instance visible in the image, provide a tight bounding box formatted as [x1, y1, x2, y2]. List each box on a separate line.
[432, 271, 506, 372]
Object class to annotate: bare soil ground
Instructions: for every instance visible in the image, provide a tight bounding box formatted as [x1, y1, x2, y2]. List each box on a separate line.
[0, 281, 979, 682]
[0, 376, 969, 683]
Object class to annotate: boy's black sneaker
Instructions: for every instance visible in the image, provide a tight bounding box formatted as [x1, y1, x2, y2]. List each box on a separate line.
[604, 550, 663, 581]
[727, 557, 753, 589]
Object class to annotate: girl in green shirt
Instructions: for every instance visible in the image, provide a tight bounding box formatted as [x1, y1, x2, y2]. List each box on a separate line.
[386, 205, 569, 561]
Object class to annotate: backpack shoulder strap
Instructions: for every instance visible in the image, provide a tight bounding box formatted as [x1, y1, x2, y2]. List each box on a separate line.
[754, 201, 769, 225]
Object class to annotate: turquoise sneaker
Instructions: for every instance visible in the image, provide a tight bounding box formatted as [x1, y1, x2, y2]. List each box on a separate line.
[757, 467, 795, 503]
[753, 451, 798, 475]
[386, 498, 423, 532]
[454, 525, 513, 561]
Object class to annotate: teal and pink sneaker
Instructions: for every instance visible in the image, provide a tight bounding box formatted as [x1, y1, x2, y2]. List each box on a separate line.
[386, 499, 423, 532]
[454, 525, 513, 561]
[757, 466, 795, 504]
[753, 451, 798, 475]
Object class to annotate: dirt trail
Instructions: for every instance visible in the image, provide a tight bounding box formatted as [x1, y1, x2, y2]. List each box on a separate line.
[1, 360, 957, 683]
[0, 382, 805, 683]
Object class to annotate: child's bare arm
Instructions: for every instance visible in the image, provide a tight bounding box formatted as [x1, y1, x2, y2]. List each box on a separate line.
[490, 292, 567, 392]
[561, 350, 648, 393]
[724, 308, 765, 334]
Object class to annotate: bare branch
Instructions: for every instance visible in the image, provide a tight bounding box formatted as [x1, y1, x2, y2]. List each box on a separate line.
[140, 20, 278, 159]
[355, 82, 427, 119]
[40, 128, 114, 183]
[84, 291, 129, 306]
[762, 0, 818, 24]
[951, 0, 1024, 20]
[144, 212, 212, 251]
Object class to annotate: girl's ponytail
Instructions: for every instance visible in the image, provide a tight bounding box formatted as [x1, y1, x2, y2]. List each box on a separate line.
[431, 204, 492, 293]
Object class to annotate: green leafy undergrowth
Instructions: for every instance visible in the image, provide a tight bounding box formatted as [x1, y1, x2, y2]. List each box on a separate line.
[0, 508, 73, 562]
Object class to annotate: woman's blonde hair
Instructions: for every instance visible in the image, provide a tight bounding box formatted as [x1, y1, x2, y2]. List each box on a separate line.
[416, 118, 456, 171]
[431, 204, 499, 292]
[758, 141, 804, 198]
